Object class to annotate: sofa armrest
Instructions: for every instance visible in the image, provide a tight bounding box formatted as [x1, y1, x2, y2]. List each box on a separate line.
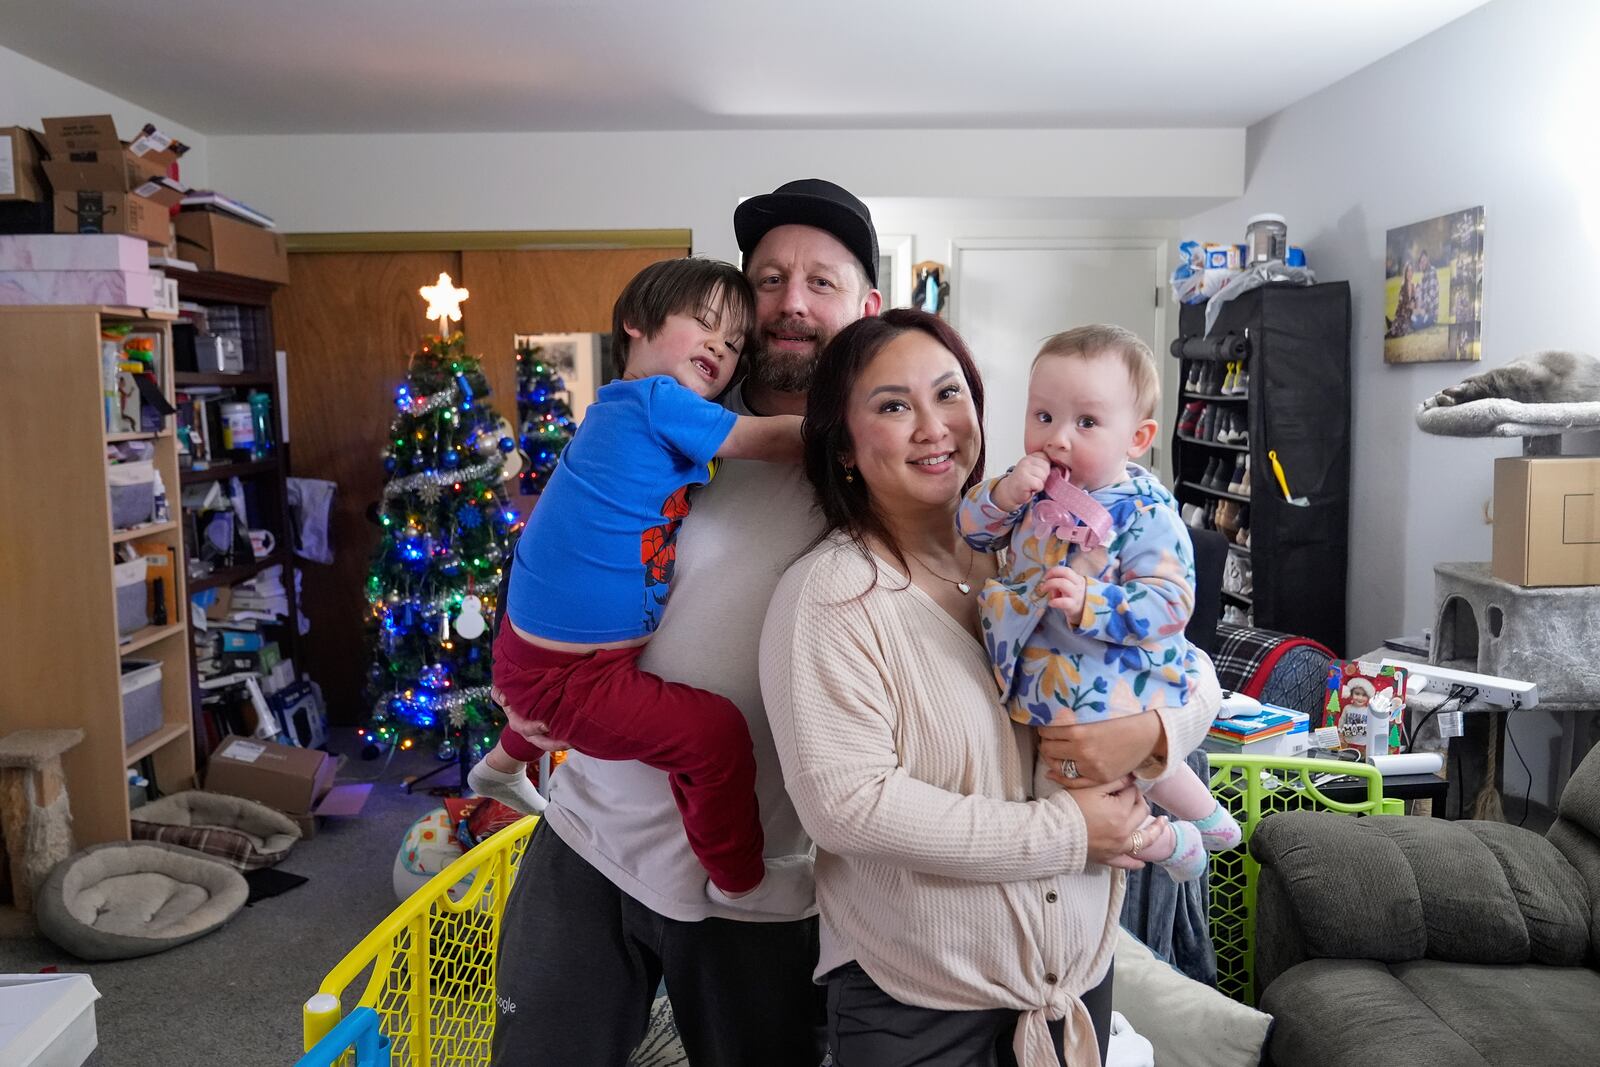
[1250, 811, 1591, 994]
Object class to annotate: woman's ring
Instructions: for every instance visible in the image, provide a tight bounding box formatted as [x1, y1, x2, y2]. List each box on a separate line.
[1059, 758, 1080, 779]
[1130, 829, 1146, 857]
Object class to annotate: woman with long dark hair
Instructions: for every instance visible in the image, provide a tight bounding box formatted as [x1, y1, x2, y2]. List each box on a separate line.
[761, 309, 1221, 1066]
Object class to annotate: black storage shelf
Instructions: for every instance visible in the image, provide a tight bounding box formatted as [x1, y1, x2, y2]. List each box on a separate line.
[1170, 283, 1351, 653]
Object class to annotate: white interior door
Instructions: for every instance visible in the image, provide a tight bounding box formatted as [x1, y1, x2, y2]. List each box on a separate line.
[952, 240, 1167, 479]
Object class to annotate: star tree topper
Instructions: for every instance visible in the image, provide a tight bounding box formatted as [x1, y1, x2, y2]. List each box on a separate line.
[421, 272, 469, 330]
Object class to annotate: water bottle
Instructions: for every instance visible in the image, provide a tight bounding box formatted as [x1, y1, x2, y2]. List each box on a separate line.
[249, 391, 274, 460]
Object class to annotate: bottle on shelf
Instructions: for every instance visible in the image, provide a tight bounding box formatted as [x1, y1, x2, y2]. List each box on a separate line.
[249, 390, 274, 460]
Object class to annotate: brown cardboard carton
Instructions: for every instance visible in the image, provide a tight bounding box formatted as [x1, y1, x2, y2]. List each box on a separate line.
[0, 128, 47, 202]
[39, 115, 184, 194]
[54, 190, 172, 245]
[1492, 456, 1600, 586]
[205, 736, 353, 837]
[174, 210, 288, 283]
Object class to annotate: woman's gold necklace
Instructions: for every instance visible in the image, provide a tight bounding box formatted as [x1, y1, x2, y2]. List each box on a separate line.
[905, 545, 976, 595]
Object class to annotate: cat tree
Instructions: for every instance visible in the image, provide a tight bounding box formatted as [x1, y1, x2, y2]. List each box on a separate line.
[0, 728, 84, 913]
[1416, 397, 1600, 818]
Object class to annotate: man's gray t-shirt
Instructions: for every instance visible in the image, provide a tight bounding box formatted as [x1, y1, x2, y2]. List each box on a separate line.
[540, 386, 824, 922]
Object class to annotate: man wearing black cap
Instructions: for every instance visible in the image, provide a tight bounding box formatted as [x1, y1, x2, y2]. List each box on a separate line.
[492, 180, 879, 1067]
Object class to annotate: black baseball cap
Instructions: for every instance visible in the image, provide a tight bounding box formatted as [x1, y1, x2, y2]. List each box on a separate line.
[734, 178, 879, 289]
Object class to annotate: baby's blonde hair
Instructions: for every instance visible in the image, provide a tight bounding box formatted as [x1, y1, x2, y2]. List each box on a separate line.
[1033, 324, 1161, 421]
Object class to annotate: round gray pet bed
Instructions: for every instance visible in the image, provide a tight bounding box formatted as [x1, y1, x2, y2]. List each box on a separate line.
[131, 789, 301, 870]
[35, 840, 248, 960]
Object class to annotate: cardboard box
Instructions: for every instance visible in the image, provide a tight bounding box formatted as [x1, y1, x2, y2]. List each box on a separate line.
[0, 127, 47, 202]
[40, 115, 186, 205]
[0, 233, 149, 271]
[54, 191, 172, 246]
[205, 735, 363, 837]
[174, 210, 288, 283]
[1493, 456, 1600, 586]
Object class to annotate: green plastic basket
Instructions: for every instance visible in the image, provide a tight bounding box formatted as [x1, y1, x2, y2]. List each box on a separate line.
[1205, 754, 1405, 1005]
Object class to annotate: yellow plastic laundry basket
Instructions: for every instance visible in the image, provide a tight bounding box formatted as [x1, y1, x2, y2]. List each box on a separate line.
[1206, 754, 1404, 1005]
[302, 815, 537, 1066]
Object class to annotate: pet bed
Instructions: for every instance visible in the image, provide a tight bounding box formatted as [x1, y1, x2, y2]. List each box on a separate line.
[130, 790, 301, 870]
[1415, 397, 1600, 440]
[34, 840, 248, 960]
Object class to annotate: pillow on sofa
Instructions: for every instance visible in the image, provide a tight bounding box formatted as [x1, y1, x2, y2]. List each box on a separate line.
[1114, 928, 1271, 1066]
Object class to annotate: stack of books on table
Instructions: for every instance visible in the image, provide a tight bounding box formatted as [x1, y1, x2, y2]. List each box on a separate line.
[1203, 704, 1310, 757]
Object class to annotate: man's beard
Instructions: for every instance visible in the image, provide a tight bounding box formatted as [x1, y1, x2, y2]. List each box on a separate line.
[747, 318, 826, 393]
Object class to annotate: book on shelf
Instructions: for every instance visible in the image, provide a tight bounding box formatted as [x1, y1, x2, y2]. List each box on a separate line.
[179, 191, 277, 230]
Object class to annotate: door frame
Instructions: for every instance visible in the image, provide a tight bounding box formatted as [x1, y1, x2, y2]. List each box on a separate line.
[947, 234, 1174, 476]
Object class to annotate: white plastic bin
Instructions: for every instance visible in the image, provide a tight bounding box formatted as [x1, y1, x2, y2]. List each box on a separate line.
[107, 459, 156, 529]
[113, 558, 148, 636]
[0, 973, 100, 1066]
[120, 659, 162, 746]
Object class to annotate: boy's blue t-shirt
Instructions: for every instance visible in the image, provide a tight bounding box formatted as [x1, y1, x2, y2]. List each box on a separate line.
[507, 375, 737, 642]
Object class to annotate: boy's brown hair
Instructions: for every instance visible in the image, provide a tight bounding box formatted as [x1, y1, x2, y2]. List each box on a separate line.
[1033, 324, 1161, 421]
[611, 257, 755, 376]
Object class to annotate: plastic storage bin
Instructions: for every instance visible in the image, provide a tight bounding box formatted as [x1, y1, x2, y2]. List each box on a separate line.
[113, 558, 148, 636]
[120, 659, 162, 746]
[107, 460, 156, 529]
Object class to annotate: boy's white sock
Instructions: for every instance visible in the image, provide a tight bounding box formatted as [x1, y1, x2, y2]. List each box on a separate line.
[706, 854, 815, 917]
[467, 758, 547, 815]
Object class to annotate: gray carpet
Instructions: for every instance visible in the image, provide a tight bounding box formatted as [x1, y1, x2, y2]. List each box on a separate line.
[0, 728, 453, 1066]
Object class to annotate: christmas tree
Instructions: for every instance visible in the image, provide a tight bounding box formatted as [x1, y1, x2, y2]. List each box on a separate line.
[363, 274, 522, 763]
[514, 342, 577, 496]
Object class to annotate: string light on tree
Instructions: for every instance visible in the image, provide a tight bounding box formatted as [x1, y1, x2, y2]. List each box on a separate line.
[361, 274, 523, 767]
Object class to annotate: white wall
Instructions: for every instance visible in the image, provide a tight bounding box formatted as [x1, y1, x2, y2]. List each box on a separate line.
[1183, 0, 1600, 807]
[0, 43, 209, 186]
[205, 128, 1242, 259]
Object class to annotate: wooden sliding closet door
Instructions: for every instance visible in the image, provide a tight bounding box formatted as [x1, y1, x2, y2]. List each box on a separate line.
[273, 244, 683, 724]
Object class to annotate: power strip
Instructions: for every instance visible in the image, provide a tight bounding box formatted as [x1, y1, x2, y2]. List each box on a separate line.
[1380, 659, 1539, 710]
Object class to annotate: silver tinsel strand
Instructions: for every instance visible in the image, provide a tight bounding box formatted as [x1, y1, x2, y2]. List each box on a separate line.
[370, 684, 495, 725]
[407, 383, 460, 416]
[383, 458, 504, 499]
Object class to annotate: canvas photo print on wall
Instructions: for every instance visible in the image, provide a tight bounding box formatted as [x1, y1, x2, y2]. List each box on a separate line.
[1384, 206, 1484, 365]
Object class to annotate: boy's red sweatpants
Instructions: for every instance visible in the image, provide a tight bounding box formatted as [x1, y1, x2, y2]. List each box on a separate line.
[493, 623, 765, 893]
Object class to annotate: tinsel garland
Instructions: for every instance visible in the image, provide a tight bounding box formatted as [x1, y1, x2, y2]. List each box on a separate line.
[406, 382, 461, 416]
[383, 458, 504, 499]
[371, 684, 495, 726]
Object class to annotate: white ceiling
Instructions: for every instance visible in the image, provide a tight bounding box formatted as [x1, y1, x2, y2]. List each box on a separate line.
[1, 0, 1493, 136]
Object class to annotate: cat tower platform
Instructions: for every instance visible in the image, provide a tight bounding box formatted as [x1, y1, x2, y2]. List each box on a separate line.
[1416, 397, 1600, 453]
[1415, 398, 1600, 816]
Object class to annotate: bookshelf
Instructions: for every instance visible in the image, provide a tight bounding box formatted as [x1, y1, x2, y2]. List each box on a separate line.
[173, 270, 302, 759]
[1170, 284, 1351, 652]
[0, 304, 196, 846]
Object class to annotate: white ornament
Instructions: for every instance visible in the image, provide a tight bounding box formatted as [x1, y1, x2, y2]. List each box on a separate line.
[455, 595, 488, 640]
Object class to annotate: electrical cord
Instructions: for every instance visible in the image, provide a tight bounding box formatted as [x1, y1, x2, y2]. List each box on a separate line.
[1505, 717, 1534, 827]
[1404, 684, 1475, 753]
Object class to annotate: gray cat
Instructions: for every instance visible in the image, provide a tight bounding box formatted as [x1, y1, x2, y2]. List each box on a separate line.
[1421, 350, 1600, 409]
